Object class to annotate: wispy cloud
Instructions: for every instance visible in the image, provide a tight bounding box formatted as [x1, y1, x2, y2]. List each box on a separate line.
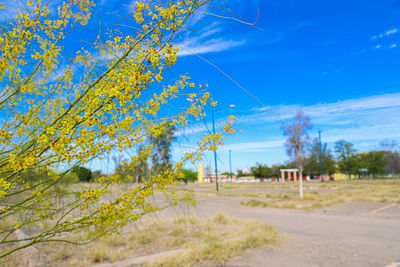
[220, 139, 285, 152]
[255, 92, 400, 115]
[372, 28, 399, 39]
[175, 22, 246, 57]
[177, 39, 246, 56]
[373, 43, 398, 50]
[176, 93, 400, 155]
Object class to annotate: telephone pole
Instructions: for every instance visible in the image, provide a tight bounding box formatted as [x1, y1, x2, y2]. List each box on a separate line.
[318, 129, 324, 182]
[229, 150, 232, 181]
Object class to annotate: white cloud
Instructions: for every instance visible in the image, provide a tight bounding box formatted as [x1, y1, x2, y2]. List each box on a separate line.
[175, 21, 246, 57]
[372, 28, 399, 39]
[390, 43, 397, 48]
[221, 139, 285, 152]
[253, 92, 400, 121]
[177, 39, 246, 56]
[172, 93, 400, 163]
[175, 123, 209, 137]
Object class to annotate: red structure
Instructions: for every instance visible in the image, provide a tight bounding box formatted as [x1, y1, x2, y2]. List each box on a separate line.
[280, 168, 299, 183]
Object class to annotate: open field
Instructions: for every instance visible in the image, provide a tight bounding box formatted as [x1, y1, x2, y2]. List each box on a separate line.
[174, 179, 400, 210]
[2, 179, 400, 266]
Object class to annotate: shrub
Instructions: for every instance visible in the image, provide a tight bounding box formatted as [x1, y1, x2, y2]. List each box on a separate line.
[72, 166, 93, 182]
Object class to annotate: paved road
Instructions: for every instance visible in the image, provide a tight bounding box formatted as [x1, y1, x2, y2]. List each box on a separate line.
[166, 195, 400, 267]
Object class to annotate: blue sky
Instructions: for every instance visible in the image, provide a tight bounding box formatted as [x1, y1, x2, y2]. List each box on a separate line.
[2, 0, 400, 173]
[168, 0, 400, 172]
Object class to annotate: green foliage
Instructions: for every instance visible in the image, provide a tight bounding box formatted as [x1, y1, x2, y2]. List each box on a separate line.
[180, 169, 197, 183]
[334, 140, 357, 178]
[354, 151, 385, 175]
[251, 163, 272, 178]
[150, 125, 176, 175]
[113, 126, 176, 183]
[305, 138, 336, 175]
[72, 166, 93, 182]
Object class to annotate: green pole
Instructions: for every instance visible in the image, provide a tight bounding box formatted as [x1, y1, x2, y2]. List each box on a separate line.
[318, 129, 324, 182]
[229, 150, 232, 181]
[212, 110, 219, 192]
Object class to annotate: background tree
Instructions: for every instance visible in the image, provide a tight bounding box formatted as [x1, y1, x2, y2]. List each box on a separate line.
[284, 110, 311, 199]
[179, 169, 197, 184]
[334, 140, 357, 179]
[305, 138, 336, 175]
[149, 125, 177, 176]
[380, 140, 399, 152]
[251, 163, 273, 178]
[114, 144, 150, 183]
[380, 140, 400, 174]
[355, 151, 385, 177]
[382, 151, 400, 175]
[72, 166, 93, 182]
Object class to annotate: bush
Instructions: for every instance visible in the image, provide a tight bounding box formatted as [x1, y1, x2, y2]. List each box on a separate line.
[180, 169, 197, 183]
[72, 166, 93, 182]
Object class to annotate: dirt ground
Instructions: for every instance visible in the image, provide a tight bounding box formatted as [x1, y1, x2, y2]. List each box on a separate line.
[155, 181, 400, 267]
[4, 180, 400, 267]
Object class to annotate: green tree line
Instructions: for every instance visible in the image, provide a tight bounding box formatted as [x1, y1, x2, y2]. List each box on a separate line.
[246, 139, 400, 178]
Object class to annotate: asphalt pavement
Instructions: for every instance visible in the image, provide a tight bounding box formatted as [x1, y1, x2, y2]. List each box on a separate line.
[169, 195, 400, 267]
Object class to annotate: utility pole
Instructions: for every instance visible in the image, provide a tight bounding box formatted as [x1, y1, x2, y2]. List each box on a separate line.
[211, 110, 219, 192]
[318, 129, 324, 182]
[229, 150, 232, 181]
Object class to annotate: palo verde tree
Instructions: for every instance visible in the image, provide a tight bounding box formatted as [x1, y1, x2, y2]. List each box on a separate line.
[284, 110, 311, 199]
[0, 0, 236, 258]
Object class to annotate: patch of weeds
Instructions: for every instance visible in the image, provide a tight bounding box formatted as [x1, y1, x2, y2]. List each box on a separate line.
[241, 199, 269, 207]
[53, 247, 72, 262]
[106, 234, 126, 247]
[87, 244, 109, 263]
[171, 237, 186, 247]
[169, 224, 186, 237]
[147, 215, 279, 267]
[211, 211, 231, 225]
[135, 232, 153, 245]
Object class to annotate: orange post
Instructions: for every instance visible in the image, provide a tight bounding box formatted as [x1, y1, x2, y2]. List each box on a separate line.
[281, 170, 285, 183]
[288, 172, 292, 181]
[294, 170, 297, 181]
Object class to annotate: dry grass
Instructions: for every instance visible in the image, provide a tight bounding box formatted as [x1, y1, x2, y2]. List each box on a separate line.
[1, 212, 278, 266]
[240, 179, 400, 210]
[147, 212, 279, 267]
